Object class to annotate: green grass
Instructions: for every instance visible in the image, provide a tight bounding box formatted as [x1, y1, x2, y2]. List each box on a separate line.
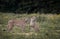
[0, 13, 60, 39]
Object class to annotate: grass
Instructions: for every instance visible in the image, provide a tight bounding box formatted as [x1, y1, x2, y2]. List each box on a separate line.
[0, 13, 60, 39]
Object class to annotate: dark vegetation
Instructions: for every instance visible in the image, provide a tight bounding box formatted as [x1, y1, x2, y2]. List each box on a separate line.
[0, 0, 60, 14]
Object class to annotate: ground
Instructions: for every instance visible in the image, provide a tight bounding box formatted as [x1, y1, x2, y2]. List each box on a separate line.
[0, 13, 60, 39]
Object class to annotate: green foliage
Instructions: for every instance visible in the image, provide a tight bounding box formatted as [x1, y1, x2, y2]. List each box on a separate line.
[0, 0, 60, 13]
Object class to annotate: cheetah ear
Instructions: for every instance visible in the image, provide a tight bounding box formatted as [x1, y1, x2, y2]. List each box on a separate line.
[25, 17, 29, 21]
[25, 18, 28, 21]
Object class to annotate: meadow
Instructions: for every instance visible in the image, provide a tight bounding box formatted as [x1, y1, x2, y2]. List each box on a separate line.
[0, 13, 60, 39]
